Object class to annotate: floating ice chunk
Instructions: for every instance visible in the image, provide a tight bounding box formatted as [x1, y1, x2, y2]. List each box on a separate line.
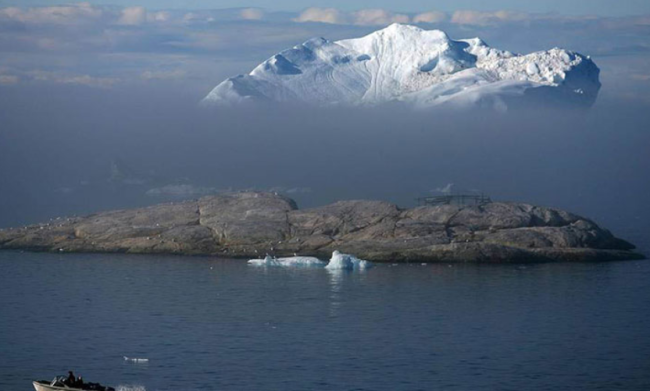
[124, 356, 149, 363]
[325, 250, 372, 270]
[248, 255, 325, 267]
[248, 255, 274, 266]
[116, 386, 147, 391]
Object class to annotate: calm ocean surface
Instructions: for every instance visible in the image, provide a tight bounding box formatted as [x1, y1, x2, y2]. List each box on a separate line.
[1, 251, 649, 391]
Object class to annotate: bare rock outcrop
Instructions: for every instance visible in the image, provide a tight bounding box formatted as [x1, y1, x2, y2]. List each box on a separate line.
[0, 192, 643, 263]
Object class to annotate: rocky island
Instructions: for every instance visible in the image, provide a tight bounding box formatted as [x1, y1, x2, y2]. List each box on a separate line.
[0, 192, 643, 263]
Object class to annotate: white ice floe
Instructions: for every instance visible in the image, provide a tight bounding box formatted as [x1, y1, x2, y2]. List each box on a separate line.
[325, 250, 372, 270]
[248, 252, 372, 270]
[202, 23, 600, 110]
[123, 356, 149, 363]
[248, 255, 326, 267]
[116, 386, 146, 391]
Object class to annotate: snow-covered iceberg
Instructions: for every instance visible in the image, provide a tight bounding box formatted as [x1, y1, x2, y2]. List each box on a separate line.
[248, 255, 326, 267]
[325, 251, 372, 270]
[202, 23, 600, 110]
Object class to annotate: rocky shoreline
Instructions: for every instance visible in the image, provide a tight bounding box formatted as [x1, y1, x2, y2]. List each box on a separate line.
[0, 192, 644, 263]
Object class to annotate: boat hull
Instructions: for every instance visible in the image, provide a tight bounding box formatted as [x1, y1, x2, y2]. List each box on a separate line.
[33, 381, 81, 391]
[33, 380, 114, 391]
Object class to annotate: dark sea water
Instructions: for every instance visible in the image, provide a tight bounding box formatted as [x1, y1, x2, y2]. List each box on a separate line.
[1, 251, 649, 391]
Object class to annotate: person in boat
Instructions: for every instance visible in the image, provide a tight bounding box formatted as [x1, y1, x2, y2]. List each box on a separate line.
[76, 375, 84, 388]
[65, 371, 76, 386]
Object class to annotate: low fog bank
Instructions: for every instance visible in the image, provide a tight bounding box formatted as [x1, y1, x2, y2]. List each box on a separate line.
[0, 85, 649, 251]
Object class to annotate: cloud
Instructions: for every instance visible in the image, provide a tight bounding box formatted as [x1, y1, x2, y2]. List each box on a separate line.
[118, 7, 147, 26]
[166, 31, 221, 51]
[631, 74, 650, 82]
[295, 7, 580, 28]
[141, 69, 186, 81]
[148, 11, 171, 23]
[293, 8, 347, 24]
[1, 5, 636, 31]
[413, 11, 448, 24]
[182, 12, 215, 23]
[0, 4, 178, 28]
[29, 71, 118, 88]
[599, 15, 650, 29]
[353, 9, 410, 25]
[451, 10, 545, 26]
[0, 74, 19, 85]
[633, 16, 650, 26]
[293, 8, 411, 25]
[0, 3, 103, 25]
[240, 8, 264, 21]
[56, 75, 118, 88]
[289, 7, 629, 29]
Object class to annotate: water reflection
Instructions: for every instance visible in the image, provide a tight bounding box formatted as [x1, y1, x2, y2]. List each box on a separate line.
[327, 269, 345, 317]
[326, 267, 371, 317]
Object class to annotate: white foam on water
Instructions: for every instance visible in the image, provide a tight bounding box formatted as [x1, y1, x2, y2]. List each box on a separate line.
[248, 255, 326, 267]
[325, 251, 372, 270]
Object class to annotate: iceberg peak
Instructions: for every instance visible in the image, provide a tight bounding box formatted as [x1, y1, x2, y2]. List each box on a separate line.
[202, 24, 601, 110]
[367, 22, 450, 40]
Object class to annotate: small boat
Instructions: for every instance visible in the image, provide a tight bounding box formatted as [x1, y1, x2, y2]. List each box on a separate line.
[33, 375, 115, 391]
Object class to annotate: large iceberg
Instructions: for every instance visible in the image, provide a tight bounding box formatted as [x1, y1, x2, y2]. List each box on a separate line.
[203, 23, 601, 110]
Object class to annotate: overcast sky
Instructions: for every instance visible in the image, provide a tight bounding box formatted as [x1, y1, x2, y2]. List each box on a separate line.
[2, 0, 649, 16]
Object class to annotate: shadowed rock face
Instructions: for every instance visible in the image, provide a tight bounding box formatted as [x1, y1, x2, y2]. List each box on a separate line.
[0, 192, 643, 263]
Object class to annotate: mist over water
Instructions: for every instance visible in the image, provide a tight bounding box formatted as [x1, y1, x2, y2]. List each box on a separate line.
[0, 83, 649, 252]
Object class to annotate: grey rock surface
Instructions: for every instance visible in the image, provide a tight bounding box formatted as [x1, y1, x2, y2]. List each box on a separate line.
[0, 192, 643, 263]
